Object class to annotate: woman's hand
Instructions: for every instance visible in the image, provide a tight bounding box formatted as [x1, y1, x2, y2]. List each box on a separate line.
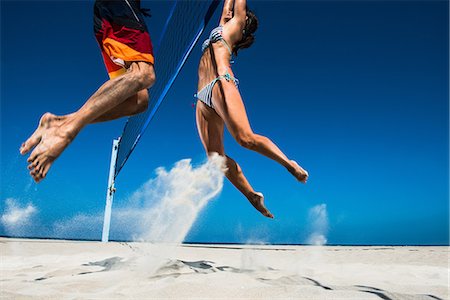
[233, 0, 247, 24]
[220, 0, 235, 25]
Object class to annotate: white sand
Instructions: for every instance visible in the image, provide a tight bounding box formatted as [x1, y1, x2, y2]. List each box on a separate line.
[1, 238, 448, 299]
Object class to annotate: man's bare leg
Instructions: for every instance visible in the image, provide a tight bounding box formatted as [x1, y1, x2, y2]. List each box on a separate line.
[20, 62, 155, 182]
[91, 88, 149, 123]
[20, 89, 148, 163]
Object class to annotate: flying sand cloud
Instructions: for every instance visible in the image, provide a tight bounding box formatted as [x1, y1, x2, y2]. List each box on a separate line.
[53, 154, 226, 242]
[1, 198, 37, 236]
[306, 204, 328, 245]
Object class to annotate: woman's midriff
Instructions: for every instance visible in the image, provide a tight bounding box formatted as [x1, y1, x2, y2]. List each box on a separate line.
[197, 43, 234, 91]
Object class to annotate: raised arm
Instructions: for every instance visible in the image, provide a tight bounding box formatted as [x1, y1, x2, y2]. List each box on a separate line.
[233, 0, 247, 23]
[220, 0, 235, 25]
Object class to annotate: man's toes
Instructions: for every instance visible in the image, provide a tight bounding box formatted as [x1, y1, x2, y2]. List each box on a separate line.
[28, 159, 39, 170]
[27, 155, 37, 164]
[36, 172, 45, 183]
[30, 167, 38, 177]
[20, 134, 41, 155]
[35, 174, 43, 183]
[20, 141, 33, 155]
[301, 172, 309, 183]
[42, 163, 51, 179]
[30, 170, 40, 183]
[34, 173, 41, 183]
[32, 167, 45, 183]
[32, 161, 50, 183]
[263, 206, 274, 218]
[27, 147, 41, 163]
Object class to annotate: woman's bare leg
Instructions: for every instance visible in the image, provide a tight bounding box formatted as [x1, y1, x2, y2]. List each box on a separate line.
[224, 155, 274, 218]
[196, 101, 273, 218]
[211, 80, 308, 183]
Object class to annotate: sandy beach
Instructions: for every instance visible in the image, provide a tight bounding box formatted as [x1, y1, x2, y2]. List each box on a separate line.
[0, 238, 448, 299]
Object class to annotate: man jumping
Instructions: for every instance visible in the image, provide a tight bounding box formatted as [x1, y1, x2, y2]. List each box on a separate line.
[20, 0, 155, 183]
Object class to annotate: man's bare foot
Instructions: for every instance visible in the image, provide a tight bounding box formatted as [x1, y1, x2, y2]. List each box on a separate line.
[20, 113, 66, 155]
[248, 192, 274, 219]
[288, 160, 308, 183]
[21, 113, 75, 182]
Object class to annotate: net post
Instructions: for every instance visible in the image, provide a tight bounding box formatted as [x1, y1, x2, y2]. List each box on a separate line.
[102, 138, 120, 242]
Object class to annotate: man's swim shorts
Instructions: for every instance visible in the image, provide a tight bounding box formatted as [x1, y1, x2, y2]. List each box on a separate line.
[94, 0, 154, 79]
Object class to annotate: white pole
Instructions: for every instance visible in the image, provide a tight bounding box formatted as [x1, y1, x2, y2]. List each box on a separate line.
[102, 138, 120, 242]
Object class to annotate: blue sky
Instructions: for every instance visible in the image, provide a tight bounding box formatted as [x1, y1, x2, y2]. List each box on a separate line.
[1, 0, 448, 245]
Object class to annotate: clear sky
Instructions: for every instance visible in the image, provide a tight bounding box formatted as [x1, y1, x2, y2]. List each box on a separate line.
[1, 0, 448, 245]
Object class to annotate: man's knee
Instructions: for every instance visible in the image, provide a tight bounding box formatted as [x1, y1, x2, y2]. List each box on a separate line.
[127, 61, 156, 90]
[141, 64, 156, 88]
[135, 90, 149, 114]
[135, 62, 156, 90]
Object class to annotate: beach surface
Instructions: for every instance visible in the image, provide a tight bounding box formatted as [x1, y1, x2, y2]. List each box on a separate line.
[1, 237, 448, 299]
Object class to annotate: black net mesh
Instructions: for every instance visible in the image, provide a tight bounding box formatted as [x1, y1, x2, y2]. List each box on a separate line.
[114, 0, 219, 178]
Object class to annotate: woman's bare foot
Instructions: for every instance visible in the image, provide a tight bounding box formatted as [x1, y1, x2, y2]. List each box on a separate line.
[21, 112, 76, 182]
[247, 192, 274, 219]
[288, 160, 308, 183]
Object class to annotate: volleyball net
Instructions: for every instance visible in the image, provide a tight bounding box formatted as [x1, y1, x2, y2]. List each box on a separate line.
[114, 0, 219, 178]
[102, 0, 220, 242]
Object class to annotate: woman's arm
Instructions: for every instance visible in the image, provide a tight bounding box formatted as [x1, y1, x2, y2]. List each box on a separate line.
[233, 0, 246, 23]
[220, 0, 235, 25]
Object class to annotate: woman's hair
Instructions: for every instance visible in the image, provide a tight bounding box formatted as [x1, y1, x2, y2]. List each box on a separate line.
[233, 8, 258, 56]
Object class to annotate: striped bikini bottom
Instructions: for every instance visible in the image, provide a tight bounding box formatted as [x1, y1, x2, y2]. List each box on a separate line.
[195, 71, 239, 109]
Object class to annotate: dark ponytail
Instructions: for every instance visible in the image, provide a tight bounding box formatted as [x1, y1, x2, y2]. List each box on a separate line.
[233, 8, 258, 56]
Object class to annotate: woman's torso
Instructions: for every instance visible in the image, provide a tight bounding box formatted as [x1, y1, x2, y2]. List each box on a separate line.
[197, 24, 240, 90]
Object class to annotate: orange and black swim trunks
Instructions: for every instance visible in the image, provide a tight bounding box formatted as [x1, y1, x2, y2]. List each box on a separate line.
[94, 0, 154, 79]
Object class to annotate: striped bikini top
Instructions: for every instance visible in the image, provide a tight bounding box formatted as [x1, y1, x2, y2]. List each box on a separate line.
[202, 25, 233, 59]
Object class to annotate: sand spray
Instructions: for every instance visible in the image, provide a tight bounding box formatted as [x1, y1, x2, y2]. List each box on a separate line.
[1, 198, 37, 237]
[112, 154, 227, 274]
[238, 204, 329, 276]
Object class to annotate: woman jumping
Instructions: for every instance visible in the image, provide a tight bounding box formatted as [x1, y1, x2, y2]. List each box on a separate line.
[195, 0, 309, 218]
